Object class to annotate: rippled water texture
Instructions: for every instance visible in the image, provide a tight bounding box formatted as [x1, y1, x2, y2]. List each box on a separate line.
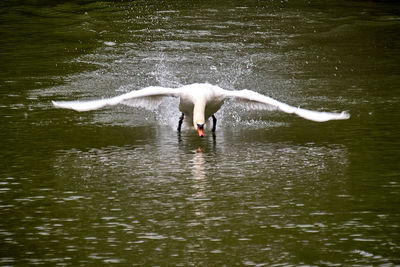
[1, 0, 399, 266]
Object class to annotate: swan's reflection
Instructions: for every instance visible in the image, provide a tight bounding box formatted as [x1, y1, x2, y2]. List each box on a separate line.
[185, 146, 211, 261]
[192, 147, 206, 181]
[189, 147, 209, 219]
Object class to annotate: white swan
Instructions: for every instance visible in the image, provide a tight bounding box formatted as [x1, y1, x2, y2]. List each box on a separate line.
[52, 83, 350, 137]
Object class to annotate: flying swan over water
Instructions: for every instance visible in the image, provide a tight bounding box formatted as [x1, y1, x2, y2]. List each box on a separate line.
[52, 83, 350, 137]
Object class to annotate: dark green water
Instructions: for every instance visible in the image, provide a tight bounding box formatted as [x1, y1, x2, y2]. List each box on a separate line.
[1, 1, 400, 266]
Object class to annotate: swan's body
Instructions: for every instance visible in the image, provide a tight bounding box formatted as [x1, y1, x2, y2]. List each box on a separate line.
[52, 83, 350, 136]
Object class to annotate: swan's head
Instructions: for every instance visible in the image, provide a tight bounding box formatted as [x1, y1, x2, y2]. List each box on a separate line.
[197, 123, 205, 137]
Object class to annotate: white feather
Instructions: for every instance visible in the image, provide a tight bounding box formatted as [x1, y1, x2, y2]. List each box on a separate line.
[121, 96, 166, 110]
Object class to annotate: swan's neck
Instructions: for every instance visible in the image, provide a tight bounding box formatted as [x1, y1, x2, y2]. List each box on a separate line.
[193, 99, 206, 129]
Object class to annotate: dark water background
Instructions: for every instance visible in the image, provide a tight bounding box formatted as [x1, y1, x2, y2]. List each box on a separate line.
[1, 0, 399, 265]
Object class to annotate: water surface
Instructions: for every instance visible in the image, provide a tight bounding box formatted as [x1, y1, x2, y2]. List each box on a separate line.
[1, 0, 399, 265]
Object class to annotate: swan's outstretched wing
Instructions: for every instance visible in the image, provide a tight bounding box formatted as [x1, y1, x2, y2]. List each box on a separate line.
[222, 89, 350, 122]
[52, 86, 179, 112]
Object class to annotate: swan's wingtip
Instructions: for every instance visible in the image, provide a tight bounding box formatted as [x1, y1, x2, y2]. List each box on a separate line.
[52, 100, 61, 108]
[52, 100, 69, 109]
[341, 111, 351, 120]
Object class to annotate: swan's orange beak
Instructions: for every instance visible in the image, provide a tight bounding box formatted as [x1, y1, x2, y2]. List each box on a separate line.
[197, 124, 205, 137]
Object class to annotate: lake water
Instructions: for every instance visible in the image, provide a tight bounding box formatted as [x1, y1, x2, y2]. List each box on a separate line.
[1, 0, 399, 265]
